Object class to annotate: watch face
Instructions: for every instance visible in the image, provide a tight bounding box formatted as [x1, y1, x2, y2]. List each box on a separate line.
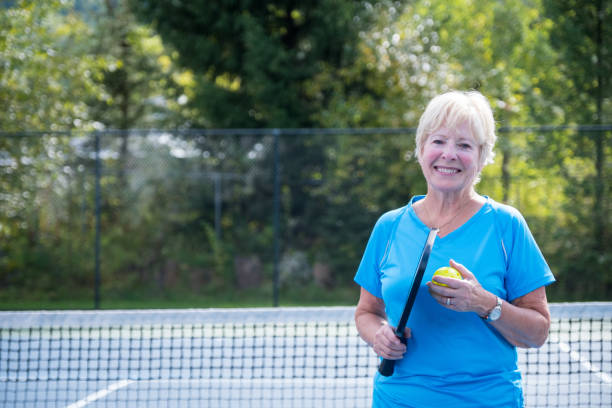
[489, 307, 501, 321]
[488, 298, 502, 321]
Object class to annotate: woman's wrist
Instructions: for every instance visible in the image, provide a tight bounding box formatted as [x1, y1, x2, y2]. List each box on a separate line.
[476, 290, 498, 318]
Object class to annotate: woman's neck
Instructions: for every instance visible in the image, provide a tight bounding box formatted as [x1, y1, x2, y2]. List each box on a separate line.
[423, 189, 480, 214]
[416, 189, 484, 235]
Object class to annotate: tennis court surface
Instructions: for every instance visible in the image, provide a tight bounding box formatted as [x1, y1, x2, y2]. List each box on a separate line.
[1, 303, 610, 407]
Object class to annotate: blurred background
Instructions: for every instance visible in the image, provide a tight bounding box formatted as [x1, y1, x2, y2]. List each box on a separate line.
[1, 0, 610, 309]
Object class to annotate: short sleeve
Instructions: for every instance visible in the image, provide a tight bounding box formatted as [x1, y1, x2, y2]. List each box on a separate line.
[354, 208, 404, 299]
[501, 206, 556, 301]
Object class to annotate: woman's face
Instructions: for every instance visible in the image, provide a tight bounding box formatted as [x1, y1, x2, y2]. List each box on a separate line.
[419, 122, 482, 195]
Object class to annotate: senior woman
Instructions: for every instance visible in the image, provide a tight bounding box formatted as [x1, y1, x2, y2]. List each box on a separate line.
[354, 90, 555, 407]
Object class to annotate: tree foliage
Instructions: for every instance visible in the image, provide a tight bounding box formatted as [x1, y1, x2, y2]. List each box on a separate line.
[0, 0, 103, 131]
[0, 0, 193, 300]
[130, 0, 380, 127]
[541, 0, 612, 298]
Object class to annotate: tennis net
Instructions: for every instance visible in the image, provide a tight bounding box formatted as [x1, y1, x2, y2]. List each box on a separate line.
[1, 303, 610, 407]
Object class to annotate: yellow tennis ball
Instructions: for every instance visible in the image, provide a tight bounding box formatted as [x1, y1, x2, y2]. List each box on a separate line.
[432, 266, 462, 287]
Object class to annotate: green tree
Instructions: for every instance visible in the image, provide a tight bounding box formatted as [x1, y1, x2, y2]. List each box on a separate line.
[541, 0, 611, 299]
[130, 0, 381, 128]
[85, 0, 191, 129]
[82, 0, 192, 218]
[0, 0, 105, 298]
[0, 0, 104, 131]
[129, 1, 389, 284]
[0, 0, 197, 302]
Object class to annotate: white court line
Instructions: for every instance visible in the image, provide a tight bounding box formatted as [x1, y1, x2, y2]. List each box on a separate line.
[64, 379, 134, 408]
[558, 341, 612, 385]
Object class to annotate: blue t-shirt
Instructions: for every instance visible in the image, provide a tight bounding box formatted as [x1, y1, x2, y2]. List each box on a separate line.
[354, 196, 556, 408]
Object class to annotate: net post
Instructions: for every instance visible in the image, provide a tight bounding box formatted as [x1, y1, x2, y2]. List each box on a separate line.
[272, 128, 281, 307]
[94, 131, 101, 310]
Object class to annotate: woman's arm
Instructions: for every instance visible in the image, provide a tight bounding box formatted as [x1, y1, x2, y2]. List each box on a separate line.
[488, 286, 551, 348]
[354, 287, 410, 359]
[428, 259, 551, 348]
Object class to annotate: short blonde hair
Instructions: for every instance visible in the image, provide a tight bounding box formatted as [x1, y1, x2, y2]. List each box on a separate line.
[415, 91, 496, 170]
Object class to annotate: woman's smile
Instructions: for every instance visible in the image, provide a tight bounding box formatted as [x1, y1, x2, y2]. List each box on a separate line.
[434, 165, 461, 175]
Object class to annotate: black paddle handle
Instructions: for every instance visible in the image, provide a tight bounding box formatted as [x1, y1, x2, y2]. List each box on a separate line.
[377, 228, 438, 377]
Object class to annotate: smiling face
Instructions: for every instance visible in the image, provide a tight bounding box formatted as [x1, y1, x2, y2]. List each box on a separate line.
[414, 91, 497, 181]
[418, 122, 482, 194]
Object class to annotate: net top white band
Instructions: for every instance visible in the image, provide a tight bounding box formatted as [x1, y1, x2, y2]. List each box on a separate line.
[1, 302, 611, 329]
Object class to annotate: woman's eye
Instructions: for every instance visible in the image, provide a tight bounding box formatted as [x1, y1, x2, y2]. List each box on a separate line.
[459, 143, 472, 149]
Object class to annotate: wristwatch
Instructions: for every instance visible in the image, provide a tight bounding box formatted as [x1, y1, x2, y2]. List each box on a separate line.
[484, 296, 503, 321]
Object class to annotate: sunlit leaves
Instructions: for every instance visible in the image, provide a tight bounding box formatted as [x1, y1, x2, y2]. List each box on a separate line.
[0, 0, 104, 131]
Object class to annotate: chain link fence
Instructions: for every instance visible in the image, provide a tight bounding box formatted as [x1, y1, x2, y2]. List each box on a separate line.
[1, 127, 610, 307]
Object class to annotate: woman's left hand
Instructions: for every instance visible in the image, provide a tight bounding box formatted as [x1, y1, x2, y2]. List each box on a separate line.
[426, 259, 493, 315]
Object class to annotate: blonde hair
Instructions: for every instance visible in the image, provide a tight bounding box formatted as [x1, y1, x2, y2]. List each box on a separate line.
[415, 91, 497, 170]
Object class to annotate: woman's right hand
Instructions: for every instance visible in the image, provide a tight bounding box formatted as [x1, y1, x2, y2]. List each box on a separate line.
[373, 322, 411, 360]
[355, 287, 411, 360]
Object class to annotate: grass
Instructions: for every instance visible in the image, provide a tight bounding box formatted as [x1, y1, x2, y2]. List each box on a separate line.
[0, 283, 360, 310]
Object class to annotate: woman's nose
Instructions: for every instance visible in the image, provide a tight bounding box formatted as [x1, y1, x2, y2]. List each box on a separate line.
[440, 144, 457, 159]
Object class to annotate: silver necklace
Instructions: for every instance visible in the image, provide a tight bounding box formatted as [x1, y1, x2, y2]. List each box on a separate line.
[422, 199, 471, 234]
